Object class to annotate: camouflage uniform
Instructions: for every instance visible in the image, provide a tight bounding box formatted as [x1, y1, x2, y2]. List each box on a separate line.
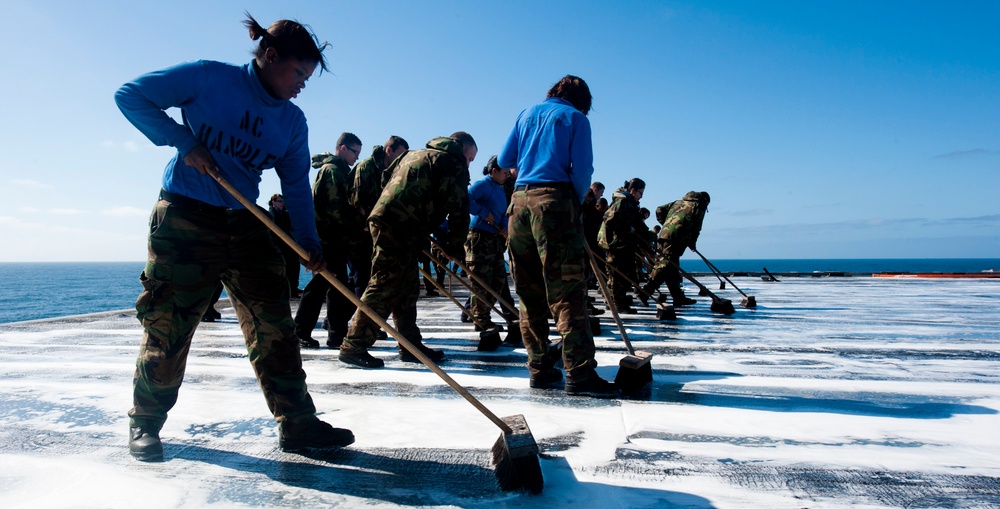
[341, 137, 470, 355]
[268, 205, 301, 294]
[352, 145, 387, 218]
[294, 153, 370, 342]
[598, 187, 647, 308]
[130, 191, 316, 431]
[643, 191, 710, 301]
[507, 185, 597, 379]
[464, 229, 506, 325]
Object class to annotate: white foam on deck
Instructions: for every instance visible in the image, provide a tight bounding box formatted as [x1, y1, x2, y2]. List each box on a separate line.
[1, 277, 999, 508]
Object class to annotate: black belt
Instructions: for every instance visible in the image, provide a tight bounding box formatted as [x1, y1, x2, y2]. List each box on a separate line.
[514, 182, 571, 192]
[471, 227, 500, 237]
[159, 189, 230, 213]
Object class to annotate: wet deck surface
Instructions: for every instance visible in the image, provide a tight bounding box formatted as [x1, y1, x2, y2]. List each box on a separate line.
[2, 277, 999, 508]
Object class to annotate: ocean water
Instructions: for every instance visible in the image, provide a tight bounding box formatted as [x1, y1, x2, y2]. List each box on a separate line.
[1, 259, 997, 324]
[692, 258, 1000, 275]
[0, 262, 147, 324]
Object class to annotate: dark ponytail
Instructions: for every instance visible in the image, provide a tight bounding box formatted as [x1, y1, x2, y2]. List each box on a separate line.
[243, 12, 329, 73]
[482, 155, 499, 176]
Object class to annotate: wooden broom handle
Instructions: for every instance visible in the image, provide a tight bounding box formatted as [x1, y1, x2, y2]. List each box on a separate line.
[583, 244, 636, 356]
[205, 167, 511, 433]
[426, 236, 520, 317]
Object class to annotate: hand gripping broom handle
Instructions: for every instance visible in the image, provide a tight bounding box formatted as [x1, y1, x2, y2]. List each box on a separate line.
[426, 236, 520, 317]
[206, 168, 511, 433]
[422, 249, 509, 323]
[583, 244, 636, 356]
[691, 248, 749, 298]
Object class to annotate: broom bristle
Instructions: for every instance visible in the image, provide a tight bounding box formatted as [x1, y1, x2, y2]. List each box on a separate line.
[711, 299, 736, 315]
[615, 352, 653, 393]
[491, 415, 543, 494]
[477, 329, 503, 351]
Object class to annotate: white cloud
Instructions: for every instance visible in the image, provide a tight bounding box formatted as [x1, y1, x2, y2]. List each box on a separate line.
[0, 216, 47, 230]
[102, 139, 143, 153]
[48, 208, 86, 215]
[101, 206, 148, 218]
[11, 179, 52, 189]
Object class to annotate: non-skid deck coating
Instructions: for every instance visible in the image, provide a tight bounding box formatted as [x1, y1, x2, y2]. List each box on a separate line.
[1, 277, 999, 508]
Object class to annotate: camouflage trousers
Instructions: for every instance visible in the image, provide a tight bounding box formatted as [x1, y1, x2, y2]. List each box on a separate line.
[130, 191, 315, 431]
[605, 247, 638, 308]
[294, 237, 370, 340]
[342, 220, 421, 351]
[464, 229, 507, 325]
[644, 241, 686, 299]
[507, 186, 598, 380]
[419, 242, 446, 289]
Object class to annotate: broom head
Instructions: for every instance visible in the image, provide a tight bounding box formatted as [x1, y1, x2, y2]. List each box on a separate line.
[710, 298, 736, 315]
[656, 304, 676, 320]
[491, 414, 543, 494]
[615, 351, 653, 393]
[477, 327, 503, 351]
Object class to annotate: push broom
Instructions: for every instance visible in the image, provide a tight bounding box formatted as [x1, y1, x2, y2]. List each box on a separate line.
[207, 168, 543, 494]
[637, 247, 711, 298]
[425, 237, 522, 343]
[427, 237, 520, 317]
[584, 245, 653, 393]
[422, 249, 521, 348]
[664, 258, 737, 315]
[416, 265, 503, 351]
[591, 248, 676, 320]
[691, 248, 756, 308]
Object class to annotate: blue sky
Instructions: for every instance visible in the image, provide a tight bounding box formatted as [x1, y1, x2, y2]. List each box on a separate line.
[0, 0, 997, 262]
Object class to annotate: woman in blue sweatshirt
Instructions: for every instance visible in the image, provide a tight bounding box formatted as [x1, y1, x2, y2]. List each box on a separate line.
[464, 156, 511, 333]
[115, 14, 353, 462]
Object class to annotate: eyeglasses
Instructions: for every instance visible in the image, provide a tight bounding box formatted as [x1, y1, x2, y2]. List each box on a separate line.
[346, 146, 361, 157]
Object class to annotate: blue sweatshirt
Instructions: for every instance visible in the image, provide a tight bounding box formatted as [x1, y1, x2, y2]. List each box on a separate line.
[497, 97, 594, 203]
[468, 175, 508, 233]
[114, 60, 321, 253]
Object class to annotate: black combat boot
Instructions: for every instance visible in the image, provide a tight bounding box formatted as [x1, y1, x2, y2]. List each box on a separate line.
[565, 372, 621, 399]
[129, 426, 164, 462]
[399, 339, 445, 363]
[279, 417, 355, 452]
[339, 347, 385, 368]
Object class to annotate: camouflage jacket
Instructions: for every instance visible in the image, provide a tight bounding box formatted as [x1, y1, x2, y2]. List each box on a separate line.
[656, 191, 709, 249]
[369, 137, 471, 252]
[311, 153, 367, 245]
[351, 145, 386, 217]
[598, 187, 647, 251]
